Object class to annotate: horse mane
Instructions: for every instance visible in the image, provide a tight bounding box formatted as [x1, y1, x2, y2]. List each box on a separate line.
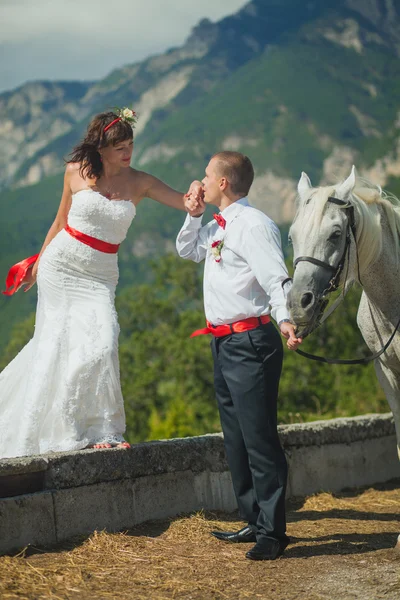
[294, 176, 400, 275]
[352, 177, 400, 270]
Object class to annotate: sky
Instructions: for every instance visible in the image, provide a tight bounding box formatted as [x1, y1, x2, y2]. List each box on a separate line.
[0, 0, 247, 94]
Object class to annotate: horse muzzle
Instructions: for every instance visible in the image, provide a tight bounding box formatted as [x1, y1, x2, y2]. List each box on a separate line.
[288, 291, 328, 339]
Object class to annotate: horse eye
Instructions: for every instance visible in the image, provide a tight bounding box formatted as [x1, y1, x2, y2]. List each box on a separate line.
[329, 230, 341, 241]
[287, 235, 292, 245]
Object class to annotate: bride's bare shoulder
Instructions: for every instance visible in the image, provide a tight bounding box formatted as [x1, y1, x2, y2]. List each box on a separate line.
[65, 162, 83, 184]
[65, 162, 81, 174]
[129, 167, 160, 186]
[127, 167, 153, 192]
[65, 162, 91, 189]
[128, 167, 149, 180]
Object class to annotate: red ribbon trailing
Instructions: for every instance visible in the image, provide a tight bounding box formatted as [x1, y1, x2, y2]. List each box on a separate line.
[65, 224, 120, 254]
[2, 254, 39, 296]
[191, 315, 270, 338]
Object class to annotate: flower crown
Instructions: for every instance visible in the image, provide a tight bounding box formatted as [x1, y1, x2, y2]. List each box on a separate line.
[104, 107, 138, 133]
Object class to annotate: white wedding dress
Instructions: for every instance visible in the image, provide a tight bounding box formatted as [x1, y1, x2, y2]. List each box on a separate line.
[0, 189, 136, 459]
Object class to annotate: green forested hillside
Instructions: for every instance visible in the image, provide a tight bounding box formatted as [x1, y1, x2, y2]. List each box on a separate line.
[137, 32, 400, 184]
[0, 255, 387, 441]
[0, 175, 64, 349]
[2, 22, 400, 349]
[0, 0, 399, 433]
[2, 0, 400, 196]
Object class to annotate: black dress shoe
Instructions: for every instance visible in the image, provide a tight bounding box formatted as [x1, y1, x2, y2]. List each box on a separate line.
[211, 525, 257, 543]
[246, 535, 290, 560]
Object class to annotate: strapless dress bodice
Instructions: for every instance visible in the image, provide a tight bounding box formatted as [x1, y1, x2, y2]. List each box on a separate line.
[67, 189, 136, 244]
[40, 189, 136, 287]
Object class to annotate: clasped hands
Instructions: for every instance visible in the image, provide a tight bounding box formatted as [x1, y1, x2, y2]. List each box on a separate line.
[185, 181, 205, 217]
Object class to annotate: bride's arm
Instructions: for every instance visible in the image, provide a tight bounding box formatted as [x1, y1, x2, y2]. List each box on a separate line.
[36, 167, 73, 258]
[24, 166, 73, 291]
[140, 173, 202, 210]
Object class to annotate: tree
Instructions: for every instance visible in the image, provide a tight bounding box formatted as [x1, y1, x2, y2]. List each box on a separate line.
[278, 285, 387, 422]
[117, 255, 220, 442]
[0, 254, 388, 442]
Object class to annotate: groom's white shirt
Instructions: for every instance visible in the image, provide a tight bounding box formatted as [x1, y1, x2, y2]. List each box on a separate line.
[176, 197, 290, 326]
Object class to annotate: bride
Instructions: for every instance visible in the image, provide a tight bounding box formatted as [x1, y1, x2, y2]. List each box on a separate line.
[0, 108, 201, 459]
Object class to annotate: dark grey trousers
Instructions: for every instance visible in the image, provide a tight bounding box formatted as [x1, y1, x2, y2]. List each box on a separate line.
[211, 322, 287, 541]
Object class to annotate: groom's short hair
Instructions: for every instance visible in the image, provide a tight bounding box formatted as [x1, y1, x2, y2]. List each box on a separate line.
[212, 151, 254, 196]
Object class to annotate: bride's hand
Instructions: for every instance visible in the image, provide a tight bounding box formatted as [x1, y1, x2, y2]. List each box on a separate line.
[184, 192, 205, 217]
[23, 262, 38, 292]
[187, 180, 204, 201]
[185, 181, 205, 217]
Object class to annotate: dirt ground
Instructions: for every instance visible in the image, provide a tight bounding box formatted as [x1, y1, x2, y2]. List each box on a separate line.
[1, 481, 399, 600]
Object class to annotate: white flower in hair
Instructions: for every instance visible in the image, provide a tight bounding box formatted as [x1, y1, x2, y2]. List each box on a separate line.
[122, 108, 134, 119]
[115, 106, 138, 128]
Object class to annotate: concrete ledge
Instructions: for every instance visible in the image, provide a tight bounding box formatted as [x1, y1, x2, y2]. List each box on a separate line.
[0, 413, 399, 554]
[279, 413, 396, 447]
[286, 436, 400, 497]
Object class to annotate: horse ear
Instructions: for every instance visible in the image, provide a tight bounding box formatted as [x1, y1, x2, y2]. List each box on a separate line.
[337, 165, 357, 198]
[297, 172, 312, 200]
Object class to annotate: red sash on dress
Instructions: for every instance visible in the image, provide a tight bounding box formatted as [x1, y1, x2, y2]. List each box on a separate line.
[3, 226, 120, 296]
[191, 315, 270, 338]
[64, 224, 120, 254]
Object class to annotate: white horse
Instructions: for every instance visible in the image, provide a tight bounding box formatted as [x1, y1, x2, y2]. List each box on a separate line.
[287, 167, 400, 547]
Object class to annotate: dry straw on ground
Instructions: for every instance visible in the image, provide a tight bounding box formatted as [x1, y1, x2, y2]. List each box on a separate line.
[1, 481, 399, 600]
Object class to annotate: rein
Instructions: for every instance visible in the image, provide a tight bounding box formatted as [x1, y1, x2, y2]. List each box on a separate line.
[296, 316, 400, 364]
[291, 196, 400, 365]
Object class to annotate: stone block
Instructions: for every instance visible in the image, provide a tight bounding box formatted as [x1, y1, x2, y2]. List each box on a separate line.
[44, 434, 228, 491]
[193, 470, 237, 513]
[287, 435, 400, 497]
[0, 492, 56, 555]
[53, 479, 135, 542]
[279, 413, 395, 448]
[133, 471, 203, 523]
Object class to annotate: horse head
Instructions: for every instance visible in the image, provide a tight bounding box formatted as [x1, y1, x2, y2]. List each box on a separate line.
[287, 167, 358, 338]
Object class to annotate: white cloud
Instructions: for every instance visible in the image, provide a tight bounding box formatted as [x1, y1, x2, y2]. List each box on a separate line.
[0, 0, 247, 93]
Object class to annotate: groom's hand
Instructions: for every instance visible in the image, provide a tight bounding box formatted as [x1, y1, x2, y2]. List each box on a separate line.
[185, 180, 205, 217]
[280, 322, 302, 351]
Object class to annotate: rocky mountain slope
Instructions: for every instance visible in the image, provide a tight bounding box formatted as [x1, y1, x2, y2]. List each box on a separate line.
[1, 0, 400, 349]
[2, 0, 399, 206]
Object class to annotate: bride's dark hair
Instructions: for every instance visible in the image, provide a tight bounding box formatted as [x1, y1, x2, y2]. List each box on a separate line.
[68, 112, 134, 180]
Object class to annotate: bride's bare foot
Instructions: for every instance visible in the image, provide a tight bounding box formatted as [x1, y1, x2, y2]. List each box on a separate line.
[89, 442, 112, 449]
[116, 441, 131, 449]
[86, 441, 130, 450]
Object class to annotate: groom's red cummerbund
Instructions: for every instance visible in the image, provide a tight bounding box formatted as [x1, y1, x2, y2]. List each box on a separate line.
[190, 315, 270, 338]
[64, 224, 120, 254]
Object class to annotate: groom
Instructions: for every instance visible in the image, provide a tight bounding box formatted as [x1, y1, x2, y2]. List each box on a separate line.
[177, 151, 301, 560]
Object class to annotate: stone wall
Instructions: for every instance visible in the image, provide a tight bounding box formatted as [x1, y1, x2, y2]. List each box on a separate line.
[0, 414, 399, 555]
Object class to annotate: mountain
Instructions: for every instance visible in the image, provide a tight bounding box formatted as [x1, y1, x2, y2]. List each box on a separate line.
[1, 0, 330, 191]
[0, 81, 91, 189]
[0, 0, 399, 203]
[1, 0, 400, 350]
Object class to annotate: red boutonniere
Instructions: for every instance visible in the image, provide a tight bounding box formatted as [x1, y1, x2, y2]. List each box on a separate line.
[211, 240, 224, 262]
